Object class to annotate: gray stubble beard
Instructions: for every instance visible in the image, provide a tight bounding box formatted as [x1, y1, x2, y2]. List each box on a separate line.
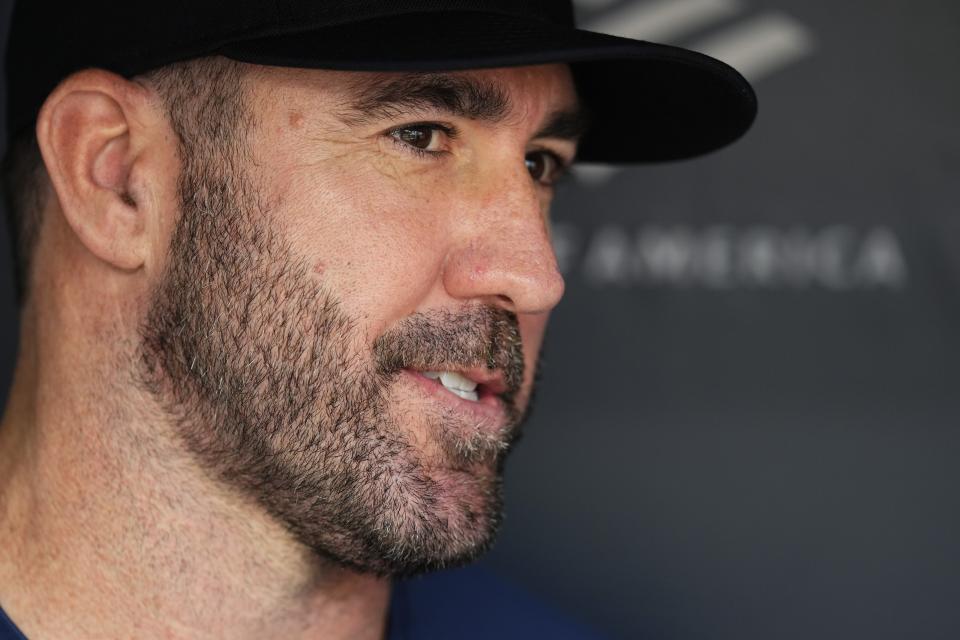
[136, 145, 527, 577]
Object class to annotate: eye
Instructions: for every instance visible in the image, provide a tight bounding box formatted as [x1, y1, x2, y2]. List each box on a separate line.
[387, 123, 455, 157]
[525, 149, 571, 187]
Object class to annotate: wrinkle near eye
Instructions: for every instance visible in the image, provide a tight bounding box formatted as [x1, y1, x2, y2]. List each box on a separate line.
[372, 136, 446, 187]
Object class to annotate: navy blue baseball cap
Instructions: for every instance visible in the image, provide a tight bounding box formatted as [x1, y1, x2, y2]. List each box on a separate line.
[6, 0, 757, 163]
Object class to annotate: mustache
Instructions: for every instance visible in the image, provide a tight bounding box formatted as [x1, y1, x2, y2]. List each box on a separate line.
[373, 306, 525, 398]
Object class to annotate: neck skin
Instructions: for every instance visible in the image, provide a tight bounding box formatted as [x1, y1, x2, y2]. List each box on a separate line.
[0, 267, 390, 639]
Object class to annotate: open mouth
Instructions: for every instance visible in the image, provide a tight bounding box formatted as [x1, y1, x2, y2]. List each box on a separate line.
[421, 371, 481, 402]
[402, 367, 509, 411]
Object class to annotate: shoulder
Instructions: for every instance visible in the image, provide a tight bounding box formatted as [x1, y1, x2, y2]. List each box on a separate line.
[0, 604, 26, 640]
[389, 565, 606, 640]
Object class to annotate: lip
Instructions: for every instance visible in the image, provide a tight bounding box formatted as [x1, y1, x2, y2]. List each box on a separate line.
[401, 368, 508, 425]
[451, 367, 509, 396]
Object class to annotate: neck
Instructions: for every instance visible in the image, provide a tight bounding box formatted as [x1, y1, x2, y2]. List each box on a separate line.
[0, 305, 390, 640]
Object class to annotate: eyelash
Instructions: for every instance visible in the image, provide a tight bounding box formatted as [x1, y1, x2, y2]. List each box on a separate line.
[386, 121, 459, 160]
[385, 122, 574, 188]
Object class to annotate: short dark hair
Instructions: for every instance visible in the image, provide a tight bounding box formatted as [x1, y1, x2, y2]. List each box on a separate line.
[1, 56, 249, 304]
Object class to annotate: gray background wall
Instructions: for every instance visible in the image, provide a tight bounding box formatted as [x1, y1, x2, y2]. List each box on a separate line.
[2, 1, 958, 639]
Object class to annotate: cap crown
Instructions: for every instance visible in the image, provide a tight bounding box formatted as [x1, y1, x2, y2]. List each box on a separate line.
[6, 0, 575, 136]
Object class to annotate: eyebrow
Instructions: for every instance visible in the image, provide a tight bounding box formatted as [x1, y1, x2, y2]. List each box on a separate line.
[533, 106, 593, 143]
[336, 72, 592, 143]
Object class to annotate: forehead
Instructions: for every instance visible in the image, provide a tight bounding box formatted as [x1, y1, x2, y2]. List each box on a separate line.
[437, 64, 580, 107]
[247, 63, 581, 126]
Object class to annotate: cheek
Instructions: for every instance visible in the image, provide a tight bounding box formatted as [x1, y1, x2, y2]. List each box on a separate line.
[263, 155, 451, 334]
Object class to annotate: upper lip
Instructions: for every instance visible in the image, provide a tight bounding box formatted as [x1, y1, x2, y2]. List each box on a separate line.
[410, 366, 510, 396]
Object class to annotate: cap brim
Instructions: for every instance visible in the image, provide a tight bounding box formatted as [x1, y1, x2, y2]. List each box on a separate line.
[218, 10, 757, 164]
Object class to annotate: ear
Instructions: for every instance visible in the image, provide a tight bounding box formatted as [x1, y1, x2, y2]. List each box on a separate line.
[35, 69, 154, 271]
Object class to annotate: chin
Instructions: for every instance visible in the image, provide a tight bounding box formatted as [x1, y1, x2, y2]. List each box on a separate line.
[368, 432, 509, 576]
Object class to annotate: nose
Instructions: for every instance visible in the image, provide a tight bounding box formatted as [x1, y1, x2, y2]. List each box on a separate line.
[442, 163, 566, 315]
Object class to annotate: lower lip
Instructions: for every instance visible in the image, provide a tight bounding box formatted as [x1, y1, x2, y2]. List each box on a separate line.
[401, 369, 508, 423]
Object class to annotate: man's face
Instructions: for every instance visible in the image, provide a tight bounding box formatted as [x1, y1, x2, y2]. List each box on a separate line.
[139, 62, 579, 575]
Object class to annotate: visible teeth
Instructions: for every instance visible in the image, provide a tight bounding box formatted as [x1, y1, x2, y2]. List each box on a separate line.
[438, 371, 478, 392]
[421, 370, 479, 402]
[449, 387, 479, 402]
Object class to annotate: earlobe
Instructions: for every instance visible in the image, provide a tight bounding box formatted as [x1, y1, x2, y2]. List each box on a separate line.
[36, 70, 149, 271]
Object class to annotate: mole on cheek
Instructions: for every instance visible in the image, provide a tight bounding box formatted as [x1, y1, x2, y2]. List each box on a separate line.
[288, 111, 305, 129]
